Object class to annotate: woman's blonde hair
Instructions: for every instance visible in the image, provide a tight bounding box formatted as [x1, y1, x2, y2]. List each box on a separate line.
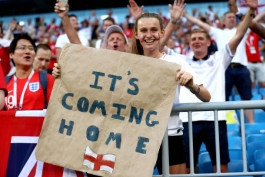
[130, 13, 163, 55]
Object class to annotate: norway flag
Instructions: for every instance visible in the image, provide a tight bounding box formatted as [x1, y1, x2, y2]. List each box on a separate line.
[0, 110, 87, 177]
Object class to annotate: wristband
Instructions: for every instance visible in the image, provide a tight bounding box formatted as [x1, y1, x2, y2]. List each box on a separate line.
[190, 84, 200, 95]
[171, 20, 178, 25]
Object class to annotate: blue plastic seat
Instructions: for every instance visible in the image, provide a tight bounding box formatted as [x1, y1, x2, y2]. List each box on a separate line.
[254, 109, 265, 123]
[229, 149, 243, 160]
[228, 136, 242, 150]
[198, 161, 213, 173]
[247, 141, 265, 171]
[252, 88, 258, 95]
[227, 124, 240, 137]
[255, 149, 265, 162]
[259, 88, 265, 97]
[153, 167, 159, 175]
[251, 94, 262, 100]
[245, 123, 265, 136]
[198, 152, 211, 164]
[254, 158, 265, 177]
[199, 143, 207, 153]
[247, 134, 265, 145]
[234, 94, 241, 101]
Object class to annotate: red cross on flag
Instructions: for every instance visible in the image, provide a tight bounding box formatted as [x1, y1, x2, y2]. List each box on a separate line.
[83, 146, 116, 174]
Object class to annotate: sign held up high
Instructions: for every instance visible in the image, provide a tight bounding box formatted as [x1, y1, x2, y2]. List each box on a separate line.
[36, 43, 180, 177]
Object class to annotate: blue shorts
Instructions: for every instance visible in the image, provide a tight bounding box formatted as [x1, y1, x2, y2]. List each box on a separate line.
[225, 66, 252, 100]
[183, 121, 230, 167]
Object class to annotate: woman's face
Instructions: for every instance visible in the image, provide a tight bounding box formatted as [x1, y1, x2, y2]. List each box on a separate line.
[135, 18, 164, 52]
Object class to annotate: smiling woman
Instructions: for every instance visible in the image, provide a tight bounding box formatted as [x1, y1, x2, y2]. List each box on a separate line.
[129, 11, 211, 174]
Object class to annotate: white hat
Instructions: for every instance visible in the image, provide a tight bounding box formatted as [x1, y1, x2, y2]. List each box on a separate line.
[104, 25, 128, 44]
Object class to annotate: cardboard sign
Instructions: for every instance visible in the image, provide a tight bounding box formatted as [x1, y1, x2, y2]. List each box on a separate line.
[36, 43, 180, 177]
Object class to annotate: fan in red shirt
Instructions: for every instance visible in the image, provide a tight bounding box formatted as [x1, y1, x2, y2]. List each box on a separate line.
[0, 39, 12, 76]
[245, 31, 265, 88]
[5, 34, 54, 111]
[0, 64, 7, 110]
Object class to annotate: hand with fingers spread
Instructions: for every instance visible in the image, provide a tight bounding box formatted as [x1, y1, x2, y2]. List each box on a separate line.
[176, 71, 194, 88]
[169, 0, 186, 23]
[54, 0, 69, 19]
[229, 0, 238, 13]
[127, 0, 144, 20]
[245, 0, 258, 10]
[52, 63, 61, 79]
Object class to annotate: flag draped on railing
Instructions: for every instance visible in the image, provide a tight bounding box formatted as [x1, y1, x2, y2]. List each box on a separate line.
[0, 110, 87, 177]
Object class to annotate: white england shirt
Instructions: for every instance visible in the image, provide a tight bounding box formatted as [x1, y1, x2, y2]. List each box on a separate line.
[178, 44, 234, 122]
[209, 27, 249, 66]
[160, 53, 203, 136]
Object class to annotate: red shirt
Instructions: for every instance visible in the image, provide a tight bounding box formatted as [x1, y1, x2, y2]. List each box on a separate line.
[246, 31, 262, 63]
[5, 71, 54, 110]
[0, 46, 11, 76]
[124, 29, 133, 39]
[0, 64, 7, 96]
[48, 41, 57, 70]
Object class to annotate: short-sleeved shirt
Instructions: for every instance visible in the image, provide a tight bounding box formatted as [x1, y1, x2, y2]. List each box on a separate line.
[55, 32, 89, 49]
[160, 54, 203, 136]
[209, 27, 249, 66]
[5, 71, 54, 110]
[0, 64, 7, 96]
[179, 44, 234, 122]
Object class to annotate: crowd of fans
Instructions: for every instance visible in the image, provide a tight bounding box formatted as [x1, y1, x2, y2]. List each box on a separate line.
[0, 0, 265, 176]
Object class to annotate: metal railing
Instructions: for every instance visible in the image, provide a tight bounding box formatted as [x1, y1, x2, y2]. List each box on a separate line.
[153, 100, 265, 177]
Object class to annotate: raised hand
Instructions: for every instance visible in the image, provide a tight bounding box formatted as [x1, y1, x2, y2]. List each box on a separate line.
[52, 63, 61, 79]
[229, 0, 238, 13]
[169, 0, 186, 22]
[54, 0, 69, 19]
[127, 0, 144, 20]
[245, 0, 258, 10]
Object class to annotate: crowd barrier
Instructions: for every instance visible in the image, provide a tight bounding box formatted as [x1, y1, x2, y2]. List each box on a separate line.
[154, 100, 265, 177]
[1, 100, 265, 176]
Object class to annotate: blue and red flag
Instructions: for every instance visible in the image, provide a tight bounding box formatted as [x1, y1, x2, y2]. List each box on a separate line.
[0, 110, 86, 177]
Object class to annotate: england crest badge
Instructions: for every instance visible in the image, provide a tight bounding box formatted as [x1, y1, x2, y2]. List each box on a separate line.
[29, 82, 40, 92]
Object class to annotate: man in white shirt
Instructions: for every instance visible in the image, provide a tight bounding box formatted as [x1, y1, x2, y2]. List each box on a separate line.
[179, 0, 257, 173]
[55, 14, 89, 59]
[184, 7, 254, 123]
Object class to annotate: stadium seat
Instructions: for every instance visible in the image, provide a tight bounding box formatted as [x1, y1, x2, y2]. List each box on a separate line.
[228, 136, 242, 150]
[251, 94, 262, 100]
[255, 149, 265, 162]
[247, 134, 265, 145]
[234, 94, 241, 101]
[229, 149, 243, 160]
[252, 88, 258, 96]
[254, 158, 265, 177]
[199, 143, 207, 153]
[259, 88, 265, 97]
[199, 160, 253, 176]
[245, 123, 265, 136]
[198, 151, 211, 165]
[153, 167, 159, 175]
[247, 141, 265, 171]
[227, 124, 240, 137]
[198, 161, 213, 173]
[254, 109, 265, 123]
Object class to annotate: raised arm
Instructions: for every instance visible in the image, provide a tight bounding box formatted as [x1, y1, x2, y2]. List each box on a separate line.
[228, 0, 257, 54]
[127, 0, 144, 20]
[229, 0, 265, 39]
[160, 0, 186, 51]
[183, 11, 211, 32]
[54, 2, 81, 45]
